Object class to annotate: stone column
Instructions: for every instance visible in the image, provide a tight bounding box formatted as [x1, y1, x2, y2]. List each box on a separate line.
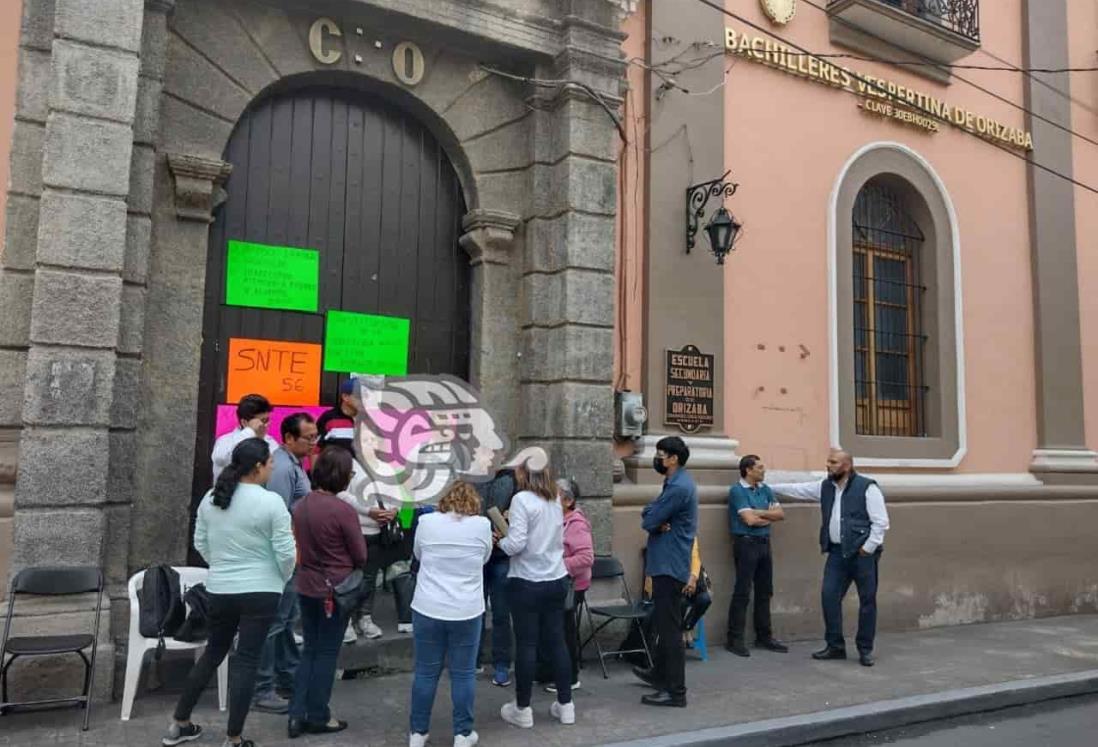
[0, 0, 56, 598]
[1022, 0, 1098, 479]
[459, 208, 522, 444]
[129, 153, 231, 572]
[10, 0, 145, 699]
[521, 3, 625, 550]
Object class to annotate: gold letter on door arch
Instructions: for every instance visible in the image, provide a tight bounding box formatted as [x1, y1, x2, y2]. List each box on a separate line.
[392, 41, 425, 86]
[309, 18, 342, 65]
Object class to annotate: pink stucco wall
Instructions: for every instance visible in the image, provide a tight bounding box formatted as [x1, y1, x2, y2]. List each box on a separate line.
[1069, 1, 1098, 456]
[721, 0, 1036, 472]
[0, 0, 21, 246]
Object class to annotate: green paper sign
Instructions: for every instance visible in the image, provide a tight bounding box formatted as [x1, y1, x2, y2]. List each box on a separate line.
[225, 240, 319, 313]
[324, 310, 410, 375]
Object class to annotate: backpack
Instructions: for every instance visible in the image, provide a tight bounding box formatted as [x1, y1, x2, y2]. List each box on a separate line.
[138, 565, 185, 659]
[173, 583, 212, 643]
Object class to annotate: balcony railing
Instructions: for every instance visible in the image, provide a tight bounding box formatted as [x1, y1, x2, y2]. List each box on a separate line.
[865, 0, 980, 43]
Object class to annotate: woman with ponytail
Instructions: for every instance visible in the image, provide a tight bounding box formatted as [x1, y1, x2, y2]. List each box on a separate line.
[163, 438, 297, 747]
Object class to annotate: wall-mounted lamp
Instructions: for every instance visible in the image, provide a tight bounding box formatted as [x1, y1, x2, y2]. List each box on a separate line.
[686, 170, 742, 264]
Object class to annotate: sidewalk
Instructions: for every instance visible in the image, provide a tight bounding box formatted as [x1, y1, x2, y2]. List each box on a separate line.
[3, 615, 1098, 746]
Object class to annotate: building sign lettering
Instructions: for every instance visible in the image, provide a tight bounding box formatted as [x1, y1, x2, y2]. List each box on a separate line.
[665, 345, 715, 434]
[725, 27, 1033, 151]
[308, 18, 342, 65]
[308, 18, 427, 87]
[392, 42, 426, 86]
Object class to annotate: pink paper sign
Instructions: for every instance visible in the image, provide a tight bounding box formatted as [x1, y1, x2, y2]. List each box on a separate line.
[215, 404, 330, 444]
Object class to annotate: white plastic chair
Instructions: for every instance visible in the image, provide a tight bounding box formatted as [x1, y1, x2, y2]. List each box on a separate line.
[120, 567, 228, 720]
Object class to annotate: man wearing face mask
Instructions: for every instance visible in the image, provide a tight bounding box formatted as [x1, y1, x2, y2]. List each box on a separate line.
[635, 436, 697, 708]
[770, 449, 890, 667]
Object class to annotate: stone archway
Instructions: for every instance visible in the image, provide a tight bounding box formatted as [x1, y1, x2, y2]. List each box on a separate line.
[123, 0, 624, 579]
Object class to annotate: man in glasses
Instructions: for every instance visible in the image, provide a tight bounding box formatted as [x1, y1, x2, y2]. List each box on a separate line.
[252, 411, 317, 714]
[267, 412, 318, 511]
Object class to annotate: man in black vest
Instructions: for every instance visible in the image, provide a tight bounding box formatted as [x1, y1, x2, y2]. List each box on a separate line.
[771, 449, 890, 666]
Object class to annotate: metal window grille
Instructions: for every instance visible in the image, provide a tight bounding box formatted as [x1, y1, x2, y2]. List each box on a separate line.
[836, 0, 981, 44]
[852, 182, 928, 437]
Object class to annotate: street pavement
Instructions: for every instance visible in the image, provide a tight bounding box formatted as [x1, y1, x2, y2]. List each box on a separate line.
[804, 693, 1098, 746]
[2, 615, 1098, 746]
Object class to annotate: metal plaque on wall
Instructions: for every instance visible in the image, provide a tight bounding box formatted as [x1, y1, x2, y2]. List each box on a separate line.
[665, 344, 715, 433]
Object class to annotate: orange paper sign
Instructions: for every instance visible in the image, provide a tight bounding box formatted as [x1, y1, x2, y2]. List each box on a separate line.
[227, 338, 322, 407]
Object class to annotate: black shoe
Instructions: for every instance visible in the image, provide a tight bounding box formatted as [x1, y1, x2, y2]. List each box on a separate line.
[300, 716, 346, 733]
[305, 718, 348, 734]
[812, 646, 847, 660]
[287, 718, 305, 739]
[725, 642, 750, 657]
[632, 665, 662, 688]
[756, 638, 789, 653]
[641, 690, 687, 708]
[859, 652, 875, 667]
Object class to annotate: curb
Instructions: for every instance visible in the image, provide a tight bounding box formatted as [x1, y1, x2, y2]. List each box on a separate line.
[599, 669, 1098, 747]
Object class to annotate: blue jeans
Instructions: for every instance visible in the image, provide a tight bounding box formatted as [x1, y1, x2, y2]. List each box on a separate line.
[409, 611, 482, 737]
[289, 595, 347, 723]
[822, 546, 880, 654]
[478, 556, 512, 669]
[254, 580, 300, 698]
[508, 576, 572, 708]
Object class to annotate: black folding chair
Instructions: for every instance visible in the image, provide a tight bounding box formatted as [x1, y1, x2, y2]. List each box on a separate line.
[0, 566, 104, 731]
[578, 555, 654, 678]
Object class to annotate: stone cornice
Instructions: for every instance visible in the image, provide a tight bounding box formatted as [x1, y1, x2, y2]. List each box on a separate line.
[165, 153, 232, 223]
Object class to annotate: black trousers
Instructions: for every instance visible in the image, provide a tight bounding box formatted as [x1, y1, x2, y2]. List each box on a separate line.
[537, 588, 585, 684]
[822, 546, 880, 654]
[508, 577, 572, 708]
[651, 575, 687, 697]
[727, 536, 774, 644]
[173, 592, 279, 738]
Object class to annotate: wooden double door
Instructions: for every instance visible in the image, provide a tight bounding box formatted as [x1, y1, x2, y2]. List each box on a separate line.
[190, 86, 470, 508]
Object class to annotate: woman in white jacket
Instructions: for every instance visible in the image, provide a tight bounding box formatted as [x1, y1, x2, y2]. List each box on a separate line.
[339, 458, 407, 640]
[496, 454, 575, 729]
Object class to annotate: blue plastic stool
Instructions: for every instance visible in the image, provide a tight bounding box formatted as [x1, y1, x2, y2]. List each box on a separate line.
[693, 618, 708, 661]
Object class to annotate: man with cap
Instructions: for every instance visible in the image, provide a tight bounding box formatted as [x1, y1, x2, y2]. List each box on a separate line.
[316, 377, 359, 454]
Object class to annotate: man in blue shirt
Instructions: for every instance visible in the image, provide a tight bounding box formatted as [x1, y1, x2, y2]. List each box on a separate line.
[726, 454, 788, 657]
[253, 412, 316, 713]
[636, 436, 697, 708]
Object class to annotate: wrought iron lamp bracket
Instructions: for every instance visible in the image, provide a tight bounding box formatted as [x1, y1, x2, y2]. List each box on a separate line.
[686, 170, 739, 253]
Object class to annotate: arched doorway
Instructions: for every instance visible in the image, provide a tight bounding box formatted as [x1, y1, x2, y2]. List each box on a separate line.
[189, 86, 470, 510]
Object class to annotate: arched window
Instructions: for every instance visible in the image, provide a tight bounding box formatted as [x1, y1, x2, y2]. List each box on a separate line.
[832, 144, 964, 466]
[852, 180, 927, 437]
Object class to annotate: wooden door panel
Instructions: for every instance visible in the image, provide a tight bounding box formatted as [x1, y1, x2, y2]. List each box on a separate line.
[190, 88, 469, 531]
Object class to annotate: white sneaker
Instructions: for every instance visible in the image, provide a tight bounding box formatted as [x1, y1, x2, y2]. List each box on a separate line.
[292, 632, 304, 646]
[342, 623, 357, 644]
[453, 731, 479, 747]
[361, 615, 384, 639]
[550, 700, 576, 725]
[500, 701, 533, 728]
[397, 622, 414, 634]
[409, 733, 429, 747]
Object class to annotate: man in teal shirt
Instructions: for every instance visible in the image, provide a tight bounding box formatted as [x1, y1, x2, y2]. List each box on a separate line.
[726, 454, 787, 657]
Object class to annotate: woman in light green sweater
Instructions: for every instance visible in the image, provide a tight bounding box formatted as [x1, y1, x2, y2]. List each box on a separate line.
[162, 438, 297, 747]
